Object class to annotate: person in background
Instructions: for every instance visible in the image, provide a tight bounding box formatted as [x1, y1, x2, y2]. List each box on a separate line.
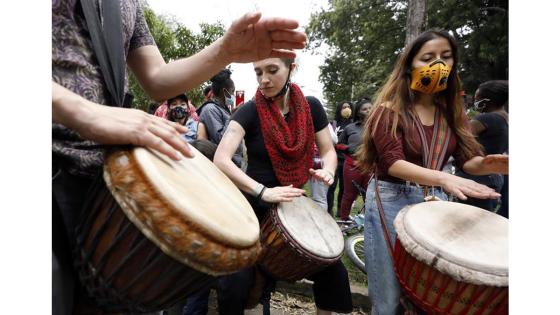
[327, 101, 353, 217]
[457, 80, 509, 216]
[166, 93, 198, 143]
[196, 69, 243, 166]
[337, 98, 373, 220]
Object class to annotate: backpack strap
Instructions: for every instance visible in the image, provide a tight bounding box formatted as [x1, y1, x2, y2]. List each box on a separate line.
[79, 0, 126, 107]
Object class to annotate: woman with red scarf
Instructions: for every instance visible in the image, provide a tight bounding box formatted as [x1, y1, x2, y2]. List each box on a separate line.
[214, 58, 353, 315]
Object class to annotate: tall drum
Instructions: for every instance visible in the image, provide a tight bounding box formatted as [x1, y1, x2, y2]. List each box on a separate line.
[259, 196, 344, 281]
[74, 146, 261, 313]
[393, 201, 508, 315]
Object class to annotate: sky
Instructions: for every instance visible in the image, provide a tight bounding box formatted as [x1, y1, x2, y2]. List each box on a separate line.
[146, 0, 331, 108]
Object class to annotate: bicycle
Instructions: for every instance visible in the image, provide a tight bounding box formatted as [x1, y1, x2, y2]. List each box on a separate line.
[336, 180, 367, 274]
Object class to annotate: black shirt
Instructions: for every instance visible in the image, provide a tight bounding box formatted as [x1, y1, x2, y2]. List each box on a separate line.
[338, 121, 365, 155]
[231, 96, 329, 188]
[474, 112, 509, 154]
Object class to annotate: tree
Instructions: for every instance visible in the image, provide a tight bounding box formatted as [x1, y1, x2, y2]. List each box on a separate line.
[307, 0, 407, 117]
[405, 0, 427, 45]
[128, 5, 225, 111]
[307, 0, 508, 115]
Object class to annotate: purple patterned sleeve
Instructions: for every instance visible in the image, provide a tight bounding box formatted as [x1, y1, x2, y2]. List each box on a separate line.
[129, 1, 155, 51]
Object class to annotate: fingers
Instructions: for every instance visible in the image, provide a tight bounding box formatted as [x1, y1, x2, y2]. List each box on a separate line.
[261, 17, 300, 31]
[142, 131, 183, 161]
[270, 29, 308, 44]
[309, 169, 334, 185]
[148, 120, 193, 159]
[271, 41, 307, 50]
[229, 11, 262, 33]
[269, 49, 299, 59]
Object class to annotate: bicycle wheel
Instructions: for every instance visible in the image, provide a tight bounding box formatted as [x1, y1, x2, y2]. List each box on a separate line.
[345, 234, 366, 273]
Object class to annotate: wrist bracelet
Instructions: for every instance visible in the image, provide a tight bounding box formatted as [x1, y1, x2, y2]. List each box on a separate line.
[257, 186, 266, 202]
[252, 183, 264, 197]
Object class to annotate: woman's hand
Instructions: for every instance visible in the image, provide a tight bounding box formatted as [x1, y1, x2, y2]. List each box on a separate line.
[440, 173, 501, 201]
[52, 82, 193, 161]
[219, 12, 307, 64]
[261, 185, 305, 203]
[309, 168, 335, 185]
[481, 154, 508, 175]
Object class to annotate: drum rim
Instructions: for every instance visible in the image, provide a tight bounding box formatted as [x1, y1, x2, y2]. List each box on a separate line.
[103, 148, 261, 276]
[274, 196, 344, 259]
[394, 202, 508, 287]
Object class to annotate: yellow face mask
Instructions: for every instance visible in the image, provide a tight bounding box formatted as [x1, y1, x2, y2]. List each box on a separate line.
[410, 60, 451, 94]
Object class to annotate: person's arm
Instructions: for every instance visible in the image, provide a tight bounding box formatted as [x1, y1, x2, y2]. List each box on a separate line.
[214, 121, 304, 202]
[387, 160, 500, 200]
[52, 82, 192, 160]
[127, 12, 307, 101]
[309, 127, 337, 185]
[469, 119, 486, 136]
[462, 155, 508, 176]
[197, 122, 209, 140]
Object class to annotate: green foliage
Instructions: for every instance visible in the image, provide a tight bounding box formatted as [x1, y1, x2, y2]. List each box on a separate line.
[307, 0, 508, 117]
[427, 0, 508, 94]
[128, 5, 225, 111]
[307, 0, 407, 118]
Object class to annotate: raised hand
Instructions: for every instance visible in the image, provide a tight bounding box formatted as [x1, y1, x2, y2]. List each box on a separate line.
[219, 12, 307, 64]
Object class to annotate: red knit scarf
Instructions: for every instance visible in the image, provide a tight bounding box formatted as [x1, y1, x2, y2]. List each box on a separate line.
[255, 83, 314, 188]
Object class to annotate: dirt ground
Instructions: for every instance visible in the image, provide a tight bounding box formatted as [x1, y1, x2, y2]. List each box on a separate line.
[166, 289, 369, 315]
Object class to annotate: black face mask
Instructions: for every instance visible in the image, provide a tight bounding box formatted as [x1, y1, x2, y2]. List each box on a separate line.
[170, 106, 187, 121]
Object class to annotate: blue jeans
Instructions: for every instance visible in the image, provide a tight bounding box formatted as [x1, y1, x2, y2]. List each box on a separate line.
[364, 179, 447, 315]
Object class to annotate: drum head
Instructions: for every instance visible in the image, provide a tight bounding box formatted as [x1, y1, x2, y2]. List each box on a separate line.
[276, 196, 344, 259]
[113, 146, 260, 248]
[394, 201, 508, 286]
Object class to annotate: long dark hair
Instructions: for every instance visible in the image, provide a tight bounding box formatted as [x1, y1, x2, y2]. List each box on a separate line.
[210, 69, 234, 101]
[356, 30, 483, 173]
[353, 98, 372, 122]
[334, 101, 353, 123]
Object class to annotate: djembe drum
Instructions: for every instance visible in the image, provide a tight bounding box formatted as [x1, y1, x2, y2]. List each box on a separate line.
[393, 201, 508, 315]
[73, 146, 261, 313]
[258, 196, 344, 281]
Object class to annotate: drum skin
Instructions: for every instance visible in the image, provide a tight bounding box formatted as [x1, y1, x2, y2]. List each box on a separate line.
[258, 200, 343, 282]
[73, 147, 261, 313]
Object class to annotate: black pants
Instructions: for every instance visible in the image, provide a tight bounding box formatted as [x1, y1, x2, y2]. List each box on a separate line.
[327, 161, 345, 216]
[52, 167, 96, 315]
[217, 261, 353, 314]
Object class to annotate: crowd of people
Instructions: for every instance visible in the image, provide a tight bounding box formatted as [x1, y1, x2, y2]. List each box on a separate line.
[52, 1, 508, 315]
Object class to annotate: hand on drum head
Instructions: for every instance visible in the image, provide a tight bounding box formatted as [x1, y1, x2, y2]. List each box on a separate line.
[219, 12, 307, 64]
[76, 103, 193, 161]
[261, 185, 305, 203]
[441, 173, 501, 201]
[309, 168, 334, 185]
[481, 154, 508, 175]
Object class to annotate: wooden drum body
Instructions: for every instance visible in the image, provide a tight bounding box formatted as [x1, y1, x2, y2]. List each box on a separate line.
[393, 202, 508, 315]
[74, 147, 261, 313]
[259, 196, 344, 281]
